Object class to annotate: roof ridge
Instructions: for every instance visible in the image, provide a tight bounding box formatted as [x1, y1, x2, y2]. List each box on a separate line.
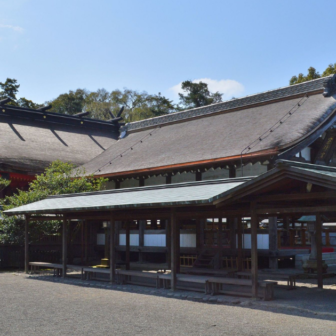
[124, 75, 334, 133]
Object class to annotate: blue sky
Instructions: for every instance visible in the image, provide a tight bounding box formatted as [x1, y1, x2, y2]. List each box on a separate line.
[1, 0, 335, 105]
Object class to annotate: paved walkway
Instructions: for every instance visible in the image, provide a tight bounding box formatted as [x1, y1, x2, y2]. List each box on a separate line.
[1, 272, 336, 335]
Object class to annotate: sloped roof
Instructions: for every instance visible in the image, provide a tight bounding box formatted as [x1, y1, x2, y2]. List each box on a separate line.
[79, 75, 336, 178]
[0, 107, 119, 173]
[4, 178, 250, 215]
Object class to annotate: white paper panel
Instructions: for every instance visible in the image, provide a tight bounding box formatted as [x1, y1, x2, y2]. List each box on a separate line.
[119, 234, 139, 246]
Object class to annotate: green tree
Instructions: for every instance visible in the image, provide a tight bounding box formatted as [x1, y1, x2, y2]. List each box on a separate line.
[0, 161, 107, 245]
[178, 80, 223, 109]
[17, 97, 43, 109]
[322, 63, 336, 77]
[0, 78, 20, 105]
[48, 89, 88, 115]
[290, 64, 336, 85]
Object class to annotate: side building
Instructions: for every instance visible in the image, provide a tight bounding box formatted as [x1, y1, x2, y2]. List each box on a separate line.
[74, 74, 336, 269]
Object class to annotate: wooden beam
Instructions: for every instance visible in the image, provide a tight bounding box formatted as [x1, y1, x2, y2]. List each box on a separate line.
[171, 208, 177, 291]
[251, 203, 258, 298]
[62, 219, 68, 278]
[29, 216, 63, 221]
[24, 215, 30, 274]
[125, 221, 130, 270]
[256, 205, 336, 215]
[255, 191, 336, 203]
[316, 213, 323, 290]
[110, 214, 116, 283]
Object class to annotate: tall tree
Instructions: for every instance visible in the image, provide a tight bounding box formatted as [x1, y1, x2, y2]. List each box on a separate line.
[0, 160, 107, 245]
[0, 78, 20, 105]
[178, 80, 223, 109]
[48, 89, 88, 115]
[290, 64, 336, 85]
[17, 97, 43, 109]
[322, 63, 336, 77]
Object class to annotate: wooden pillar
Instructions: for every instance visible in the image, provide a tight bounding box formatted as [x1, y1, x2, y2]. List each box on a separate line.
[216, 220, 223, 269]
[237, 217, 243, 271]
[316, 213, 323, 290]
[139, 177, 145, 187]
[104, 228, 109, 259]
[229, 165, 236, 178]
[229, 217, 236, 250]
[166, 173, 172, 185]
[251, 204, 258, 298]
[115, 180, 120, 189]
[109, 214, 116, 283]
[62, 219, 68, 278]
[125, 221, 130, 270]
[166, 219, 171, 267]
[269, 217, 278, 269]
[24, 215, 30, 274]
[84, 220, 89, 265]
[196, 170, 202, 181]
[326, 231, 330, 246]
[171, 209, 177, 291]
[139, 220, 145, 262]
[196, 218, 202, 251]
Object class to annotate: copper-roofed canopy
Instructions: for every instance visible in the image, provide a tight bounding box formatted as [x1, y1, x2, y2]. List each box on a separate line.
[4, 178, 250, 215]
[9, 160, 336, 295]
[78, 75, 336, 178]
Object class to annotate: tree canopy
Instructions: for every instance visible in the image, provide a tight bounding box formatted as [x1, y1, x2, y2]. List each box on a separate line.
[178, 80, 223, 109]
[0, 78, 43, 108]
[290, 64, 336, 85]
[0, 161, 107, 245]
[48, 88, 177, 123]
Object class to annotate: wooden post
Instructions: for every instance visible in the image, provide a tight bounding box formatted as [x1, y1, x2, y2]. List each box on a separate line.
[62, 219, 68, 278]
[126, 221, 130, 270]
[24, 215, 30, 274]
[216, 220, 223, 269]
[166, 219, 171, 267]
[196, 218, 201, 251]
[171, 209, 177, 291]
[229, 217, 236, 250]
[326, 231, 330, 246]
[109, 214, 116, 283]
[237, 217, 243, 271]
[139, 220, 145, 262]
[316, 213, 323, 290]
[269, 217, 278, 269]
[84, 220, 88, 265]
[251, 204, 258, 298]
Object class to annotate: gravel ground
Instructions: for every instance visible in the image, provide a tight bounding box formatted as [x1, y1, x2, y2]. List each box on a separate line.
[1, 272, 336, 336]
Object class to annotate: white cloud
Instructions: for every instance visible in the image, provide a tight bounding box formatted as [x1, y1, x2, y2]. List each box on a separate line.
[170, 78, 244, 99]
[0, 24, 24, 33]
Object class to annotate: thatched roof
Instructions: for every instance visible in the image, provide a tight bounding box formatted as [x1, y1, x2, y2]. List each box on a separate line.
[0, 107, 119, 173]
[79, 75, 336, 178]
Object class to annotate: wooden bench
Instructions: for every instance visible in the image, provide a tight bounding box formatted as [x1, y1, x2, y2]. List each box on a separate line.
[117, 270, 159, 288]
[83, 267, 111, 280]
[158, 274, 210, 294]
[29, 262, 63, 276]
[207, 277, 277, 301]
[236, 271, 296, 290]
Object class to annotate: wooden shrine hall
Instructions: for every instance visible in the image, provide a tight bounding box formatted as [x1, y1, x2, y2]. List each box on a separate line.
[5, 160, 336, 299]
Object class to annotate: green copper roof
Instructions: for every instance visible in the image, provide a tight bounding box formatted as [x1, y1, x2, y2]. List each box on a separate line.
[4, 178, 250, 215]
